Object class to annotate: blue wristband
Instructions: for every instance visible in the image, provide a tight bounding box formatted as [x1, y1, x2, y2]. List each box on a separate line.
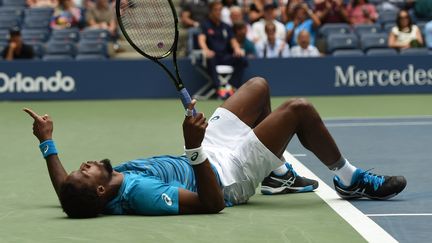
[39, 140, 58, 158]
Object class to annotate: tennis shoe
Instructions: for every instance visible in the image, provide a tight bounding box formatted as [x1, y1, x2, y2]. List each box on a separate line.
[261, 163, 319, 195]
[333, 169, 407, 200]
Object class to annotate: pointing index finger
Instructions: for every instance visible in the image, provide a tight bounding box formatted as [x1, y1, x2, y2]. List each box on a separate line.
[23, 108, 43, 121]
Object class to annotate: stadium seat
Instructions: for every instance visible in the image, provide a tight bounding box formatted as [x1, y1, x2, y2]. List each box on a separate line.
[0, 6, 24, 20]
[42, 54, 75, 61]
[0, 17, 20, 30]
[332, 49, 364, 57]
[77, 40, 108, 57]
[50, 28, 80, 43]
[80, 28, 110, 42]
[29, 42, 45, 58]
[23, 16, 50, 29]
[366, 48, 398, 56]
[2, 0, 26, 6]
[416, 21, 427, 34]
[21, 28, 50, 43]
[75, 54, 107, 60]
[360, 33, 388, 51]
[0, 29, 9, 43]
[24, 8, 54, 19]
[0, 42, 7, 56]
[354, 24, 381, 37]
[399, 48, 430, 56]
[383, 23, 396, 33]
[326, 33, 359, 53]
[378, 10, 398, 25]
[319, 23, 352, 38]
[45, 41, 76, 57]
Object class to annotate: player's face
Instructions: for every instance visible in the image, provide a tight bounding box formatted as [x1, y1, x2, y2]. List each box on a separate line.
[68, 159, 113, 187]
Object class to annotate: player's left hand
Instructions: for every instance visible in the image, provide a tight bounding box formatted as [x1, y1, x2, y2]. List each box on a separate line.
[183, 100, 208, 149]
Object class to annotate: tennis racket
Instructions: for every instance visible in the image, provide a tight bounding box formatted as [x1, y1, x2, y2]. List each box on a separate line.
[116, 0, 195, 113]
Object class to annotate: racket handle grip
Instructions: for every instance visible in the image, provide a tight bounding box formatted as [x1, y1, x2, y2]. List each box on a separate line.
[179, 88, 197, 116]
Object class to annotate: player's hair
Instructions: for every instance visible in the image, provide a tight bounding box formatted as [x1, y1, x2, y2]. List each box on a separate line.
[59, 181, 102, 218]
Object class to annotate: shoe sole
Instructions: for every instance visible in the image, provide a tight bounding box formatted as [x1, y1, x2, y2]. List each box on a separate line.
[335, 190, 401, 200]
[261, 185, 316, 195]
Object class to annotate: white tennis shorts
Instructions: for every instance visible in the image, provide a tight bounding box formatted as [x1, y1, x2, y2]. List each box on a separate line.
[202, 107, 285, 205]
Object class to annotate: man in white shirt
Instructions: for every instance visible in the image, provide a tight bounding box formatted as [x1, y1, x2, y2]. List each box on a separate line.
[255, 21, 290, 58]
[290, 30, 320, 57]
[251, 3, 286, 44]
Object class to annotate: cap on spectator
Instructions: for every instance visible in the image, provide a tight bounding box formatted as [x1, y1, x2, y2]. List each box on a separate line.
[264, 3, 276, 11]
[9, 26, 21, 36]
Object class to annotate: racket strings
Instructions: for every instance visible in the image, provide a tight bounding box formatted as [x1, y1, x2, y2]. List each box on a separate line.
[119, 0, 176, 58]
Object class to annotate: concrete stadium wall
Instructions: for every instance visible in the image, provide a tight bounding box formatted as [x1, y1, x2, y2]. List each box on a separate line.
[1, 56, 432, 100]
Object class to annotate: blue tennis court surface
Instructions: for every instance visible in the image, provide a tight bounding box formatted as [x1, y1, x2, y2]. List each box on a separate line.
[288, 116, 432, 242]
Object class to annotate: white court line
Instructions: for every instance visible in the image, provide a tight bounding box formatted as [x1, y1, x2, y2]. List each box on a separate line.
[326, 121, 432, 127]
[324, 115, 432, 121]
[367, 213, 432, 217]
[284, 151, 397, 243]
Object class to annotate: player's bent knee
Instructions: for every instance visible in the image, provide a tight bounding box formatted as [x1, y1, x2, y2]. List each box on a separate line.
[246, 77, 269, 93]
[284, 98, 313, 113]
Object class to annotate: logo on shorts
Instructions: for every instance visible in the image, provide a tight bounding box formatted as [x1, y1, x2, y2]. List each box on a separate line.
[210, 116, 220, 122]
[162, 193, 173, 206]
[191, 152, 198, 161]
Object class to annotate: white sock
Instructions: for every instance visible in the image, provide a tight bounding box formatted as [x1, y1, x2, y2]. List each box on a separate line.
[273, 163, 288, 176]
[330, 157, 357, 187]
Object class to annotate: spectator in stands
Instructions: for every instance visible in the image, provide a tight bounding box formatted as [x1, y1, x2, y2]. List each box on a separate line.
[252, 3, 286, 43]
[290, 30, 321, 57]
[413, 0, 432, 20]
[50, 0, 83, 30]
[1, 27, 34, 61]
[86, 0, 117, 38]
[248, 0, 277, 24]
[314, 0, 350, 24]
[230, 6, 257, 42]
[286, 3, 321, 46]
[255, 21, 290, 58]
[282, 0, 304, 23]
[426, 21, 432, 49]
[198, 1, 247, 99]
[27, 0, 58, 8]
[346, 0, 378, 25]
[233, 21, 257, 58]
[221, 0, 239, 26]
[388, 9, 424, 49]
[178, 0, 210, 57]
[73, 0, 95, 9]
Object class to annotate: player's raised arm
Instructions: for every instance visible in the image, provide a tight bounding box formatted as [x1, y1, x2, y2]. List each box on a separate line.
[180, 101, 225, 214]
[23, 108, 67, 198]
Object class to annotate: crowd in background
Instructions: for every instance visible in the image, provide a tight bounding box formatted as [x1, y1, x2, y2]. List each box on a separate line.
[176, 0, 432, 99]
[177, 0, 432, 58]
[1, 0, 118, 60]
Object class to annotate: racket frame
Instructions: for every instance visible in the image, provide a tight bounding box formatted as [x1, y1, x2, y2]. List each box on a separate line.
[115, 0, 186, 93]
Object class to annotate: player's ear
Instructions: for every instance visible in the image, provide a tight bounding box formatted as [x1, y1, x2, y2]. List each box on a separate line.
[96, 185, 106, 197]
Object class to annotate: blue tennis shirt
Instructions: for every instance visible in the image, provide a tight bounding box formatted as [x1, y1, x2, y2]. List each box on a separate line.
[104, 155, 220, 215]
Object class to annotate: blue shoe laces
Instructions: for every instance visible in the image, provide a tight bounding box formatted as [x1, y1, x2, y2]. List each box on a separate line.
[285, 162, 298, 177]
[360, 169, 385, 191]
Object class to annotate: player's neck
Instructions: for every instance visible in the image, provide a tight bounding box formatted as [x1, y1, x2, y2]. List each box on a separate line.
[104, 172, 124, 201]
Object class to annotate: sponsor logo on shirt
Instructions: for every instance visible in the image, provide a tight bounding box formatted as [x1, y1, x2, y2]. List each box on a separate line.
[162, 193, 173, 206]
[210, 115, 220, 122]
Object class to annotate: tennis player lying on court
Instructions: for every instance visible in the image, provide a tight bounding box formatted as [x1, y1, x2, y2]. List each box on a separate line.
[24, 77, 407, 218]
